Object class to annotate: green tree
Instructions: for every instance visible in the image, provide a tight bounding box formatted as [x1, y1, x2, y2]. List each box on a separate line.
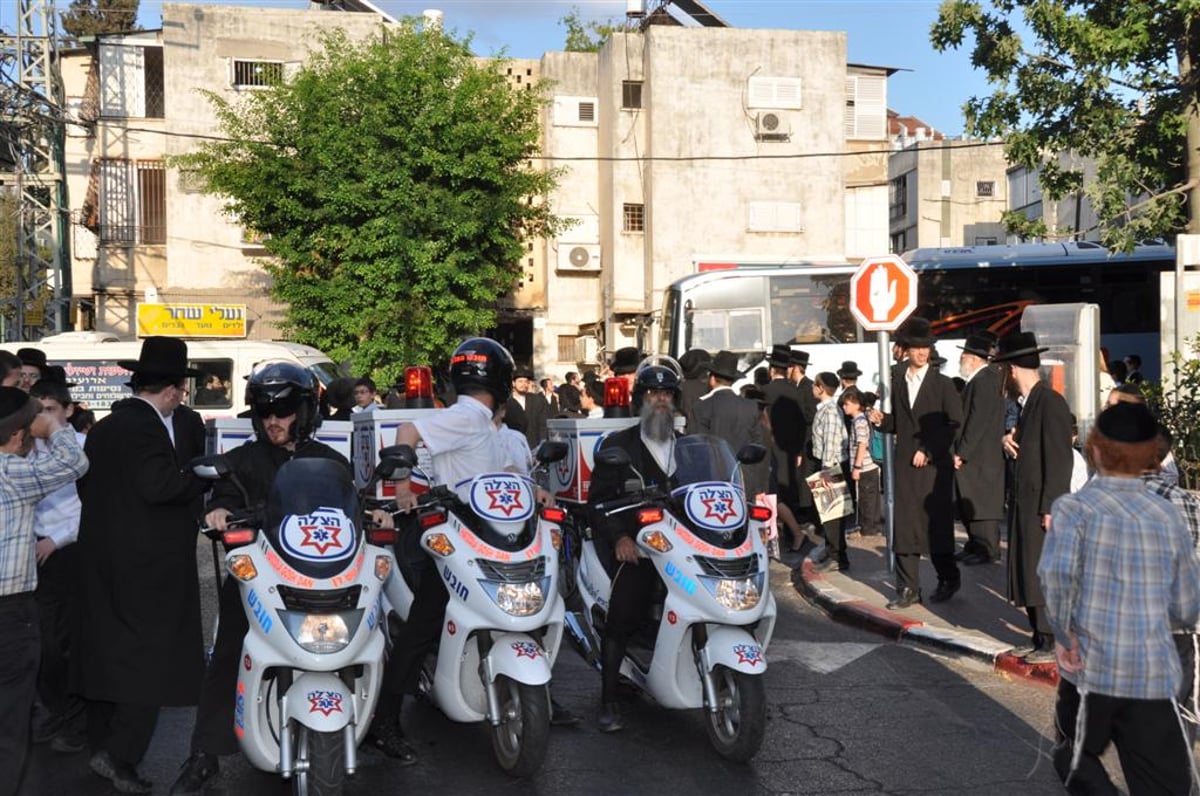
[559, 6, 624, 53]
[0, 192, 18, 329]
[931, 1, 1199, 250]
[175, 26, 564, 385]
[61, 0, 139, 40]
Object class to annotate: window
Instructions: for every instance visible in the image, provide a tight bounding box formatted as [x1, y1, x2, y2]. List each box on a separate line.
[553, 96, 599, 127]
[188, 360, 234, 410]
[578, 101, 595, 122]
[98, 159, 166, 245]
[623, 203, 645, 233]
[889, 174, 908, 221]
[747, 76, 803, 110]
[557, 335, 576, 363]
[976, 181, 996, 198]
[890, 230, 907, 253]
[747, 201, 803, 233]
[99, 43, 164, 118]
[232, 60, 284, 88]
[621, 81, 642, 109]
[844, 74, 886, 139]
[974, 236, 998, 246]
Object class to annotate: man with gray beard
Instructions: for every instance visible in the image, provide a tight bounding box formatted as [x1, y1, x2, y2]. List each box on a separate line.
[588, 361, 683, 732]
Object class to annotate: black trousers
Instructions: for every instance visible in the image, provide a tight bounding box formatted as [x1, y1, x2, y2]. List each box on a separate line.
[813, 459, 849, 563]
[35, 544, 80, 719]
[1053, 677, 1192, 795]
[86, 701, 159, 767]
[601, 559, 658, 705]
[190, 575, 248, 756]
[0, 593, 39, 796]
[1026, 605, 1055, 650]
[1176, 633, 1198, 746]
[382, 556, 448, 702]
[854, 468, 882, 535]
[894, 552, 958, 595]
[963, 519, 1001, 560]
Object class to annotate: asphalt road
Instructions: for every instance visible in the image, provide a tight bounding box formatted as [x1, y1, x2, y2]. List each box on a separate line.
[22, 556, 1073, 795]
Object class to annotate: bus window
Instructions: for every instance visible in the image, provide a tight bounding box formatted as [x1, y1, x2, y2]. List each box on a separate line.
[768, 273, 857, 345]
[682, 276, 766, 352]
[190, 360, 234, 409]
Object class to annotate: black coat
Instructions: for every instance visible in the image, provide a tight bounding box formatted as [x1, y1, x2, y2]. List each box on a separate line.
[1007, 381, 1073, 607]
[955, 365, 1006, 522]
[688, 387, 768, 496]
[209, 438, 351, 517]
[680, 377, 709, 426]
[877, 367, 963, 555]
[763, 378, 803, 501]
[505, 392, 550, 448]
[73, 398, 209, 706]
[588, 425, 678, 552]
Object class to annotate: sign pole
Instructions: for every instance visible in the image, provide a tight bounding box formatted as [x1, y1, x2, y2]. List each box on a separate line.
[877, 331, 895, 575]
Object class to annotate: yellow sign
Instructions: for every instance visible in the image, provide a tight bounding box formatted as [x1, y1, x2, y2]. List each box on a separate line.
[136, 303, 248, 338]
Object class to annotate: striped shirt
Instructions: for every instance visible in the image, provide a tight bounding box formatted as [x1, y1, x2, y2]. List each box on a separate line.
[1041, 476, 1200, 699]
[1143, 472, 1200, 632]
[0, 427, 89, 595]
[811, 397, 846, 465]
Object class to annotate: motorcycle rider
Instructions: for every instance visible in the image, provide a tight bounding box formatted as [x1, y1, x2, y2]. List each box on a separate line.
[587, 361, 684, 732]
[368, 337, 525, 764]
[169, 361, 350, 795]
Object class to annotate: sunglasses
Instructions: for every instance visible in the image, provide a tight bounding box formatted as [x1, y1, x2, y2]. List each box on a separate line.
[251, 396, 301, 419]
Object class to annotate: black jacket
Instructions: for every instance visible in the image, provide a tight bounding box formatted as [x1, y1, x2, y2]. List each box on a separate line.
[688, 387, 768, 495]
[209, 438, 351, 519]
[588, 425, 679, 548]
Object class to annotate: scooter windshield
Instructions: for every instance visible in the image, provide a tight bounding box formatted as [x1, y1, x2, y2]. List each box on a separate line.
[669, 435, 749, 550]
[264, 458, 362, 579]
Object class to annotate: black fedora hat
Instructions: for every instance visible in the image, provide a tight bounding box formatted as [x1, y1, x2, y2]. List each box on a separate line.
[117, 337, 203, 378]
[610, 347, 642, 376]
[41, 365, 76, 388]
[836, 361, 861, 379]
[706, 350, 744, 382]
[767, 344, 793, 369]
[896, 317, 936, 348]
[991, 331, 1048, 369]
[959, 333, 995, 359]
[678, 348, 712, 379]
[789, 349, 810, 368]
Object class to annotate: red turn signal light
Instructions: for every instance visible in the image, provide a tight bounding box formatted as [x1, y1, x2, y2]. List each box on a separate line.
[749, 505, 773, 522]
[418, 510, 447, 529]
[540, 507, 566, 523]
[637, 507, 664, 526]
[222, 529, 256, 546]
[367, 528, 398, 545]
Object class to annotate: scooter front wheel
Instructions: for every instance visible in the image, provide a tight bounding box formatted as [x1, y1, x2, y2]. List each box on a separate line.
[703, 665, 766, 762]
[489, 675, 550, 778]
[293, 724, 346, 796]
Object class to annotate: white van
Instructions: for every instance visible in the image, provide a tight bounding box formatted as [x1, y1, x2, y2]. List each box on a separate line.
[2, 332, 343, 420]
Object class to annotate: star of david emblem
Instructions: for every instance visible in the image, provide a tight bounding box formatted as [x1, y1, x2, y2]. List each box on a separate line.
[307, 690, 344, 716]
[487, 485, 525, 517]
[300, 523, 343, 555]
[732, 644, 763, 667]
[701, 495, 738, 524]
[511, 641, 543, 660]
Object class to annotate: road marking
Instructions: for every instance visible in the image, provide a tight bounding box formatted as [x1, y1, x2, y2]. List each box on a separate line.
[769, 641, 880, 674]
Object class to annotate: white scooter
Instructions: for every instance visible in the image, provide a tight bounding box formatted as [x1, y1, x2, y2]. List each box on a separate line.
[192, 454, 401, 796]
[381, 442, 569, 777]
[568, 434, 777, 761]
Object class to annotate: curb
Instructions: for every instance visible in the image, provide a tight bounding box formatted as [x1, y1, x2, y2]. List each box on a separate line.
[790, 560, 1058, 687]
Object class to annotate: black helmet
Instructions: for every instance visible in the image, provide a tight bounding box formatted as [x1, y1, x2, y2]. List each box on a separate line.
[631, 355, 683, 412]
[246, 360, 321, 443]
[449, 337, 514, 407]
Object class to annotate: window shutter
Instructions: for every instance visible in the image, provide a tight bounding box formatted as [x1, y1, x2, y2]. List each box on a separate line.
[843, 76, 858, 138]
[100, 44, 145, 117]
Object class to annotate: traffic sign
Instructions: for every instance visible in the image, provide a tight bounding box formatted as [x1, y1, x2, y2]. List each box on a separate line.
[849, 254, 918, 331]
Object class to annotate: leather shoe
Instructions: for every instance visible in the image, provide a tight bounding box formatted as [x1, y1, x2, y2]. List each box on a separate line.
[953, 547, 974, 561]
[813, 557, 840, 573]
[90, 751, 153, 795]
[169, 751, 219, 795]
[550, 698, 580, 727]
[928, 579, 961, 603]
[886, 588, 920, 610]
[597, 702, 624, 733]
[1023, 648, 1056, 665]
[366, 718, 418, 766]
[961, 552, 993, 566]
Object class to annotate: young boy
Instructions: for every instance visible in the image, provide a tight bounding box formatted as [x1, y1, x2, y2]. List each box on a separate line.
[840, 387, 882, 537]
[810, 372, 848, 571]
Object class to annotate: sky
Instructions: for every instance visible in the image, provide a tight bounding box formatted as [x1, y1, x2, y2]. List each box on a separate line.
[4, 0, 993, 137]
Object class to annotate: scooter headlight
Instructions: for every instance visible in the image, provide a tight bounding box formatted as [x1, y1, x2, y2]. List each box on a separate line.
[279, 611, 362, 654]
[480, 579, 548, 617]
[701, 575, 763, 611]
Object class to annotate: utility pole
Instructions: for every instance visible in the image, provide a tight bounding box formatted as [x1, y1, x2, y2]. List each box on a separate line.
[0, 0, 70, 340]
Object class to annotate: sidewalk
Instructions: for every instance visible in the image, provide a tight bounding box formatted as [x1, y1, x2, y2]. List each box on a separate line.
[781, 528, 1059, 687]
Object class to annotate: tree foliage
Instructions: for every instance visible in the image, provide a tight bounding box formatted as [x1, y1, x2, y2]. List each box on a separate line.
[1143, 336, 1200, 490]
[175, 26, 564, 385]
[0, 192, 18, 327]
[931, 0, 1197, 250]
[559, 6, 624, 53]
[61, 0, 139, 40]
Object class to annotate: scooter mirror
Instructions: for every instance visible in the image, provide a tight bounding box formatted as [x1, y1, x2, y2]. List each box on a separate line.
[535, 440, 568, 465]
[379, 444, 418, 470]
[736, 443, 767, 465]
[595, 447, 631, 469]
[189, 454, 230, 480]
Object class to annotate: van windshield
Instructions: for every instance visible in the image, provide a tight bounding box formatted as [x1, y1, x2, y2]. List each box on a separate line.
[307, 360, 343, 388]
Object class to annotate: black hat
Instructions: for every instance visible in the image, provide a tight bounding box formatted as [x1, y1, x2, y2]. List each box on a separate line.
[513, 366, 535, 381]
[959, 333, 995, 359]
[41, 365, 76, 388]
[117, 337, 203, 378]
[706, 350, 744, 382]
[991, 331, 1048, 369]
[16, 348, 46, 369]
[678, 348, 712, 379]
[789, 349, 810, 368]
[931, 346, 947, 368]
[0, 386, 40, 439]
[767, 344, 792, 369]
[582, 369, 600, 385]
[896, 317, 936, 348]
[610, 347, 642, 376]
[1095, 401, 1157, 443]
[836, 361, 861, 379]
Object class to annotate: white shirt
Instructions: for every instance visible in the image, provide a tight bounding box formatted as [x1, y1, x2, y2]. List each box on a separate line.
[413, 395, 517, 493]
[1070, 448, 1089, 493]
[135, 394, 175, 447]
[905, 364, 929, 408]
[498, 425, 533, 476]
[640, 430, 676, 477]
[352, 403, 376, 414]
[586, 407, 603, 419]
[32, 432, 87, 548]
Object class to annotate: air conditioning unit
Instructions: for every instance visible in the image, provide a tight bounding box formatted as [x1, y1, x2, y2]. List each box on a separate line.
[574, 335, 600, 364]
[557, 243, 602, 273]
[754, 111, 791, 141]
